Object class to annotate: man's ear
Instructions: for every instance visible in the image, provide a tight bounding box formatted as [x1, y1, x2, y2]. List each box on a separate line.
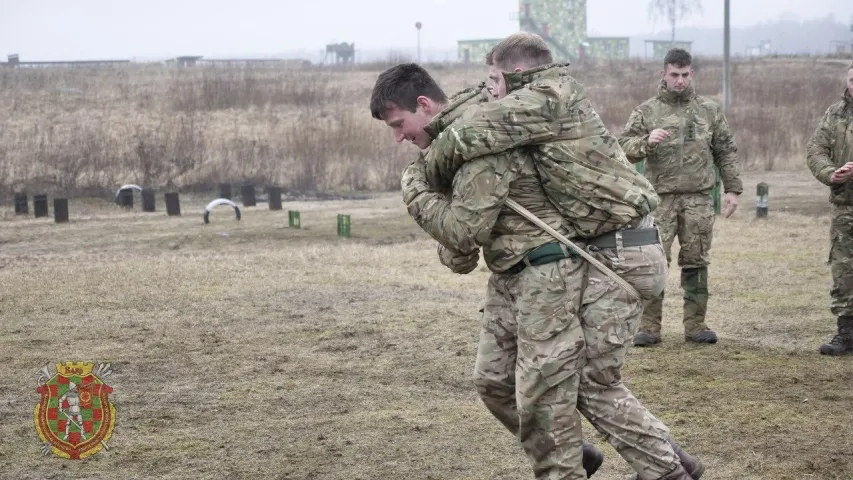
[417, 95, 440, 115]
[513, 67, 523, 73]
[416, 95, 431, 111]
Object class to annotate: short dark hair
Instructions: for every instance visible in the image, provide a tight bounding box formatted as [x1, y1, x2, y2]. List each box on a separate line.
[664, 48, 692, 69]
[490, 33, 553, 70]
[369, 63, 448, 120]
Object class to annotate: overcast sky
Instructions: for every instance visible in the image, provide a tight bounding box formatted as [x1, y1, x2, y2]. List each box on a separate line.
[1, 0, 851, 60]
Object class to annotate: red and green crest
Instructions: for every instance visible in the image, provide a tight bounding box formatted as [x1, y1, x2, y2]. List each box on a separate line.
[34, 362, 116, 459]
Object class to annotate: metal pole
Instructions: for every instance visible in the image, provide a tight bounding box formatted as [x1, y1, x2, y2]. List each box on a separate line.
[723, 0, 731, 112]
[415, 22, 422, 63]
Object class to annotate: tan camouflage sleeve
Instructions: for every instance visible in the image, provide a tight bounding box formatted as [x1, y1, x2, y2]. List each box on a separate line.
[711, 106, 743, 194]
[806, 108, 838, 186]
[617, 108, 654, 163]
[426, 88, 557, 182]
[402, 151, 518, 254]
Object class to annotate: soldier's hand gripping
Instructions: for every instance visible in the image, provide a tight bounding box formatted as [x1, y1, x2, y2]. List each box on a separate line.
[830, 162, 853, 184]
[647, 128, 671, 146]
[723, 192, 739, 218]
[438, 244, 479, 274]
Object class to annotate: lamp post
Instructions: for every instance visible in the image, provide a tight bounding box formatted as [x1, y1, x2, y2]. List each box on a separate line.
[415, 21, 422, 62]
[723, 0, 731, 112]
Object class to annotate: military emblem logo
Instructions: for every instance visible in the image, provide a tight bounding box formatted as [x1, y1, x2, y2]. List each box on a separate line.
[34, 361, 116, 459]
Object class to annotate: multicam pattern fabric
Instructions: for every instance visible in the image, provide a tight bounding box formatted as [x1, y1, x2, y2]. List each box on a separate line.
[424, 63, 660, 238]
[403, 84, 574, 273]
[638, 193, 715, 336]
[403, 78, 680, 479]
[651, 193, 715, 269]
[619, 81, 743, 196]
[830, 204, 853, 317]
[807, 88, 853, 203]
[809, 88, 853, 317]
[474, 257, 679, 479]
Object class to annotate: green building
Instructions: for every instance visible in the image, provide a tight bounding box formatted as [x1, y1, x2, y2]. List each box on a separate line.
[644, 40, 693, 61]
[457, 38, 504, 65]
[457, 0, 630, 64]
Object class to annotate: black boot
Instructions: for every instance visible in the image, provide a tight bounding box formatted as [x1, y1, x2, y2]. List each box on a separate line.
[819, 315, 853, 355]
[582, 442, 604, 478]
[660, 465, 695, 480]
[628, 437, 703, 480]
[668, 438, 704, 479]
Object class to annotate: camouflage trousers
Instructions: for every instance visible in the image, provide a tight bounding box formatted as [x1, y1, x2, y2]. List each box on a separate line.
[641, 193, 715, 336]
[830, 204, 853, 317]
[474, 247, 678, 480]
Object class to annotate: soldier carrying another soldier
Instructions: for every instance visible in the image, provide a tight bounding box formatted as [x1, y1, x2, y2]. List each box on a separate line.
[371, 32, 704, 480]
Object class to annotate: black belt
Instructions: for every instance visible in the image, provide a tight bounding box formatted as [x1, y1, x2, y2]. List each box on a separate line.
[504, 227, 660, 275]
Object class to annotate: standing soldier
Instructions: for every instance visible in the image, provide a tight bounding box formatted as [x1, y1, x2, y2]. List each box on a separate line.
[619, 48, 743, 347]
[807, 61, 853, 356]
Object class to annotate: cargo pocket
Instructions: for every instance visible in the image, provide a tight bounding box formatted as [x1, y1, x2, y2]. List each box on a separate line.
[829, 227, 839, 265]
[580, 276, 640, 358]
[590, 243, 667, 301]
[682, 195, 715, 266]
[515, 264, 584, 389]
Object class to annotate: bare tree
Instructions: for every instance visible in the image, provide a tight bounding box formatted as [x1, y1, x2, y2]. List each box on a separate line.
[648, 0, 703, 45]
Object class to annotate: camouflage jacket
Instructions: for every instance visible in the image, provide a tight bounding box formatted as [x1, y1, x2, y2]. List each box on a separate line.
[402, 83, 574, 273]
[619, 82, 743, 196]
[423, 63, 660, 237]
[807, 88, 853, 205]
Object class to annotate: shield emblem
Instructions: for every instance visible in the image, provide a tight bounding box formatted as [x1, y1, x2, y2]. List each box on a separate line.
[34, 362, 116, 459]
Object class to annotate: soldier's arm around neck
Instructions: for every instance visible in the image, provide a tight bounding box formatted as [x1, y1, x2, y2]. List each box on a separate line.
[404, 152, 519, 254]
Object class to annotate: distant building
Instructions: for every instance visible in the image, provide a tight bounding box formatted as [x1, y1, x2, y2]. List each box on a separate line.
[644, 40, 693, 61]
[325, 43, 355, 64]
[166, 56, 203, 67]
[457, 38, 503, 65]
[0, 53, 130, 68]
[457, 0, 629, 64]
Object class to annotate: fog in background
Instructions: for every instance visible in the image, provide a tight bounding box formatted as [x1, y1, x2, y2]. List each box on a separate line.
[0, 0, 851, 62]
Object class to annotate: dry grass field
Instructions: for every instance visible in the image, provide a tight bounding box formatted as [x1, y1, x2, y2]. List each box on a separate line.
[0, 56, 851, 199]
[1, 167, 852, 480]
[1, 56, 853, 479]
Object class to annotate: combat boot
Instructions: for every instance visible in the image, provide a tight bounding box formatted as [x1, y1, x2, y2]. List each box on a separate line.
[668, 438, 704, 479]
[628, 437, 704, 480]
[633, 331, 662, 347]
[659, 465, 695, 480]
[582, 442, 604, 478]
[819, 316, 853, 356]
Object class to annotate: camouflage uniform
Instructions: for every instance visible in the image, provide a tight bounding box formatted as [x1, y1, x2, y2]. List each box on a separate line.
[619, 81, 743, 340]
[806, 83, 853, 355]
[403, 67, 684, 480]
